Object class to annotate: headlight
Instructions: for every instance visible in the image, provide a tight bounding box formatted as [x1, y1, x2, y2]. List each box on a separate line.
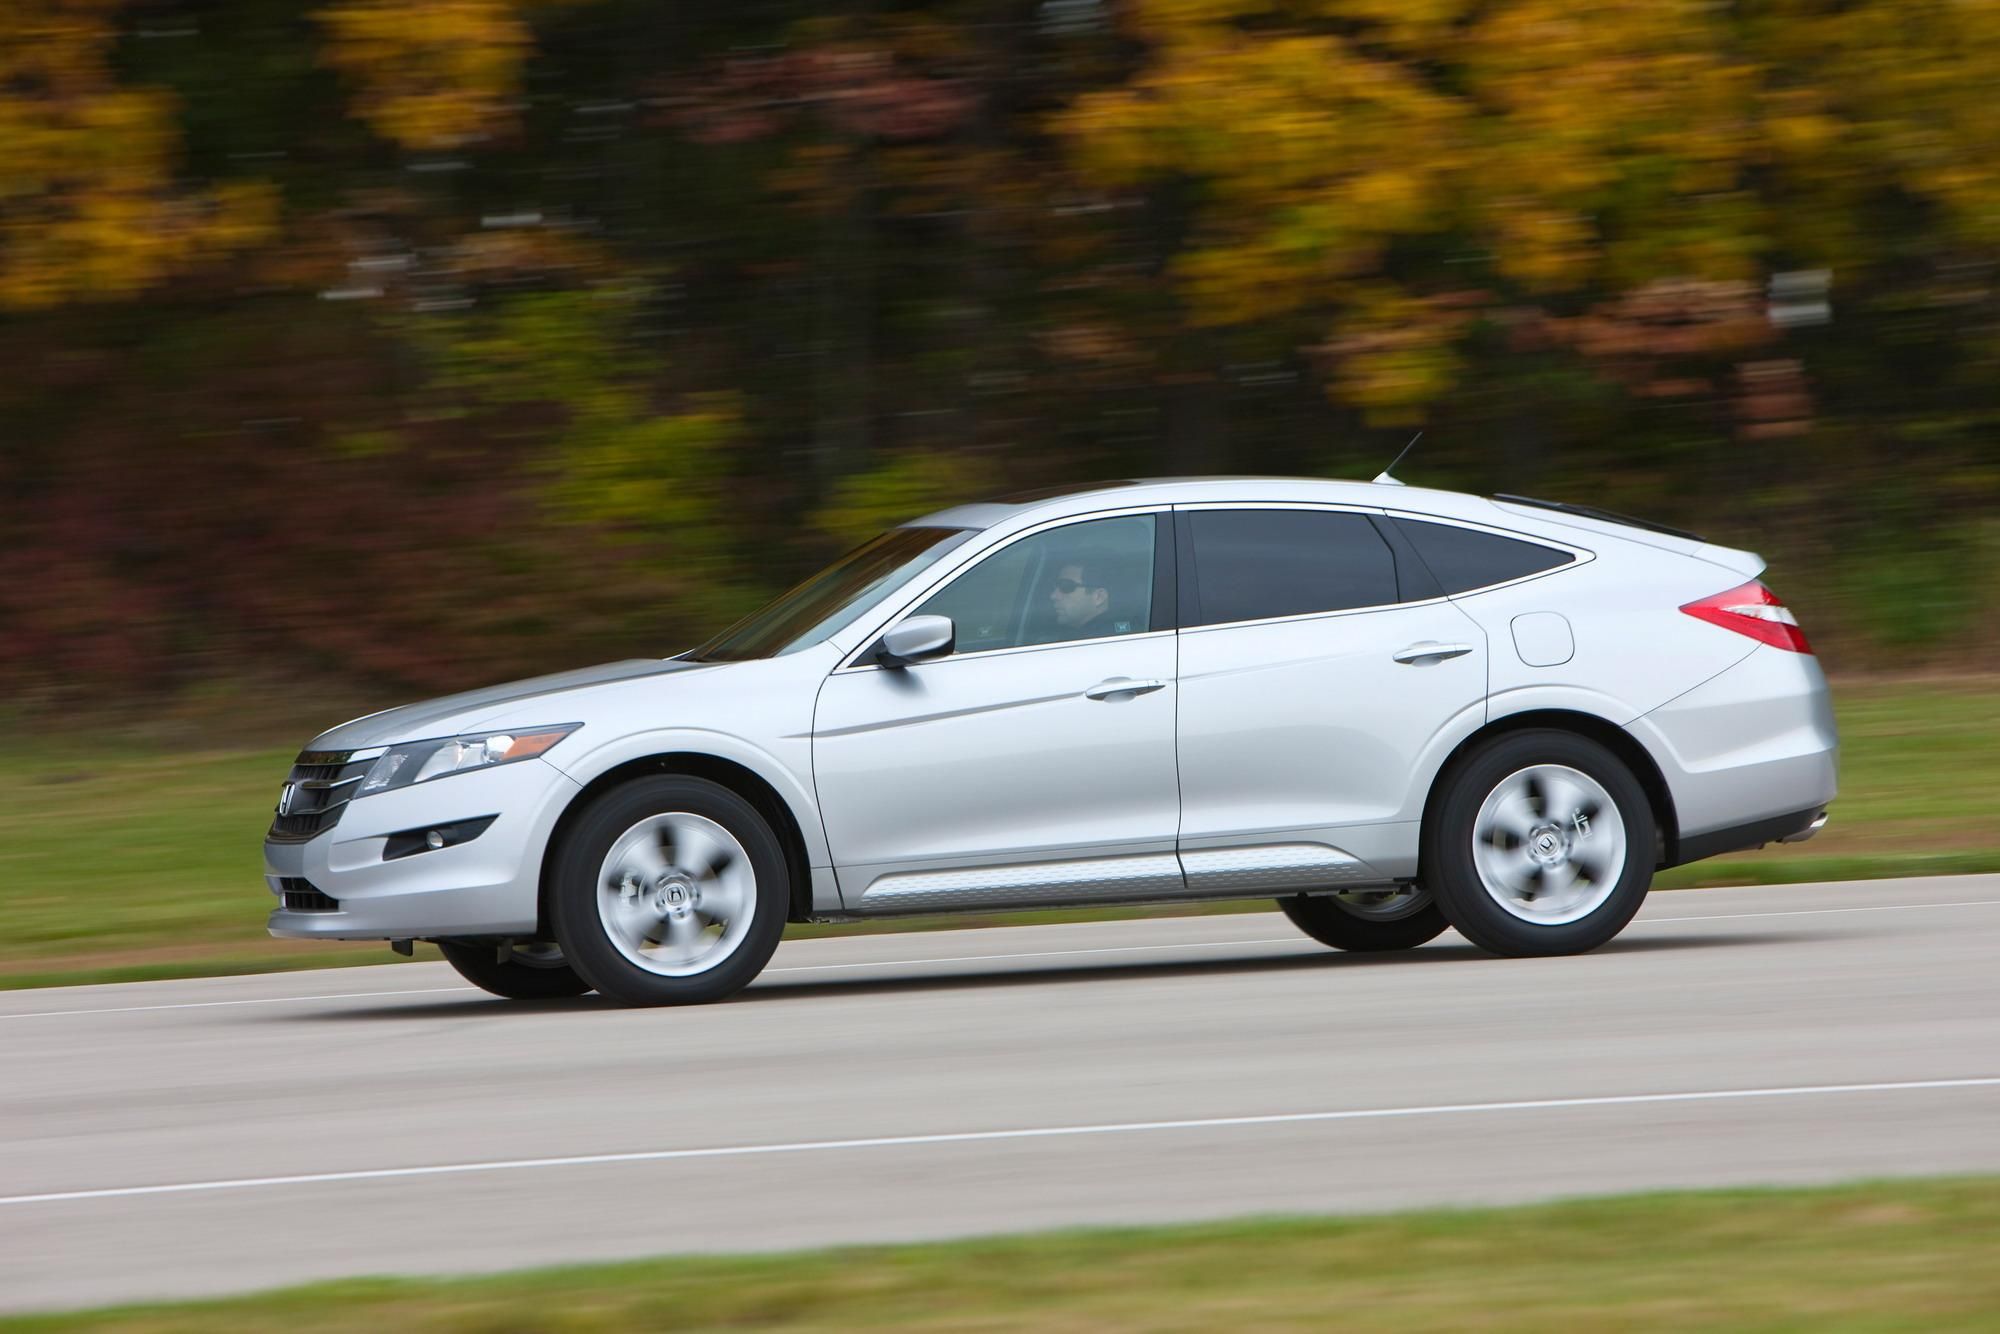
[357, 724, 580, 797]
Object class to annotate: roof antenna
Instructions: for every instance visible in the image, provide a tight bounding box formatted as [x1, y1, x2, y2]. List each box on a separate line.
[1373, 431, 1422, 487]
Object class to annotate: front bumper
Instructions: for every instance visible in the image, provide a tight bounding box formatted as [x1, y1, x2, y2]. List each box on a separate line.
[264, 756, 581, 940]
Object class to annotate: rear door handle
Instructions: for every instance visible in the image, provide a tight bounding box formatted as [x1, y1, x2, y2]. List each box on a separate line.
[1084, 677, 1167, 700]
[1393, 642, 1472, 664]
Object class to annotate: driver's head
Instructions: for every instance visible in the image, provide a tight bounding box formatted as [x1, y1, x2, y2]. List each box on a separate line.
[1049, 557, 1111, 630]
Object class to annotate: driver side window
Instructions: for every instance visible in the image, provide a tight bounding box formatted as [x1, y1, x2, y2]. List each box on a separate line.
[913, 514, 1157, 653]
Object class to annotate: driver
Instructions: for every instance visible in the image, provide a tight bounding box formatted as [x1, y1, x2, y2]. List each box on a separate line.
[1048, 550, 1141, 639]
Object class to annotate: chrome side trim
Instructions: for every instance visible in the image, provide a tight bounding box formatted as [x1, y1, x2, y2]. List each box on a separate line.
[855, 853, 1185, 914]
[1179, 844, 1376, 894]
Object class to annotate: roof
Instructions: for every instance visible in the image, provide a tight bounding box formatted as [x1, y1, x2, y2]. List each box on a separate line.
[908, 475, 1500, 531]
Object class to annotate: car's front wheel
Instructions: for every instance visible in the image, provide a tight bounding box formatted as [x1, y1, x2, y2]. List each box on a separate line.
[549, 775, 789, 1005]
[1278, 887, 1449, 952]
[1424, 730, 1655, 957]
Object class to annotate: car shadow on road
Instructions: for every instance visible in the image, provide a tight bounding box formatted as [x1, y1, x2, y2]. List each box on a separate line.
[268, 931, 1796, 1021]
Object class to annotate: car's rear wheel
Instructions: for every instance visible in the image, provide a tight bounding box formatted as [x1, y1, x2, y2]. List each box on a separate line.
[437, 939, 593, 1000]
[549, 775, 789, 1005]
[1278, 887, 1449, 952]
[1424, 730, 1655, 957]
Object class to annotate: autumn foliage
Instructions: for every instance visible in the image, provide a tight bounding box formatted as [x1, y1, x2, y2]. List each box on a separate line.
[2, 0, 1998, 708]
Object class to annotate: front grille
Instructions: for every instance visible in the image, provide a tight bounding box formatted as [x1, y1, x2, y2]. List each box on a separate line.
[267, 749, 376, 843]
[278, 878, 340, 912]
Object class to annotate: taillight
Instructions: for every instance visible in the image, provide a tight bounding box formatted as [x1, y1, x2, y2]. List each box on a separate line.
[1680, 580, 1813, 654]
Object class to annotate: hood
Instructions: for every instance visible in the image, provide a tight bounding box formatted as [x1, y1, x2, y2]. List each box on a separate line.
[307, 658, 712, 753]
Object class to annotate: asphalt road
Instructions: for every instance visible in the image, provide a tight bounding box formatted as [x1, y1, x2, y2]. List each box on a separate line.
[6, 875, 2000, 1313]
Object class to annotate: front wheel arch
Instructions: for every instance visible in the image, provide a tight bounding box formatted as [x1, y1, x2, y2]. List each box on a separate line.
[1420, 710, 1677, 875]
[539, 752, 815, 934]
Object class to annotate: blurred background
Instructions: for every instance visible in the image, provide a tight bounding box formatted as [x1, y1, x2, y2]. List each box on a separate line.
[5, 0, 1999, 720]
[3, 0, 1999, 982]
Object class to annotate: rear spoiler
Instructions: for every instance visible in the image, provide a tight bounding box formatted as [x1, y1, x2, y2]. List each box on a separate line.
[1491, 493, 1704, 543]
[1489, 493, 1762, 578]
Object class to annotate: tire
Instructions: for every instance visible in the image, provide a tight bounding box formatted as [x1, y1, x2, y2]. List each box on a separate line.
[1279, 888, 1449, 952]
[1423, 729, 1656, 957]
[548, 775, 789, 1005]
[437, 939, 594, 1000]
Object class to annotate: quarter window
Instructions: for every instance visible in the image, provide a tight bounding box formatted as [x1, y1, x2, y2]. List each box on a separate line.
[1392, 518, 1574, 594]
[912, 514, 1157, 652]
[1185, 510, 1397, 626]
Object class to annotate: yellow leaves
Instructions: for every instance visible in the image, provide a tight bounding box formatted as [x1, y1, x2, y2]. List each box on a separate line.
[317, 0, 532, 152]
[0, 2, 277, 310]
[1761, 0, 2000, 249]
[1489, 206, 1596, 293]
[1464, 0, 1757, 222]
[1062, 33, 1463, 193]
[1057, 0, 1964, 415]
[1312, 289, 1485, 424]
[813, 452, 1000, 548]
[1056, 31, 1464, 328]
[1762, 90, 1841, 160]
[1307, 0, 1477, 55]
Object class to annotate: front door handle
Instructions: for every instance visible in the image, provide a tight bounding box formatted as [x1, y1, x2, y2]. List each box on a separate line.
[1084, 677, 1167, 700]
[1393, 642, 1473, 665]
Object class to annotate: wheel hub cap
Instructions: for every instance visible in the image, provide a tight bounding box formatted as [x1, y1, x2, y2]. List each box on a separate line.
[1529, 826, 1567, 865]
[1470, 764, 1628, 926]
[595, 811, 757, 978]
[656, 875, 694, 911]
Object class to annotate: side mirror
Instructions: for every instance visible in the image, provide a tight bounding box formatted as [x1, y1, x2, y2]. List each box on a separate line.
[876, 614, 954, 668]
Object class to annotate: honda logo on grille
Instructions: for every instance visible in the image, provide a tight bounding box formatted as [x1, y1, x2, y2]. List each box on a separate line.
[277, 782, 298, 817]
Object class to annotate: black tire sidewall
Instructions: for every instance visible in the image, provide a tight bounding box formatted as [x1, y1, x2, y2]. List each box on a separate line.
[436, 940, 593, 1000]
[549, 775, 789, 1004]
[1278, 894, 1450, 952]
[1424, 730, 1655, 957]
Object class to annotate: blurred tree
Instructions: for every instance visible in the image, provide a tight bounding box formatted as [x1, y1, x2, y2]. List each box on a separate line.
[317, 0, 533, 152]
[0, 0, 275, 309]
[5, 0, 2000, 705]
[1056, 0, 1779, 424]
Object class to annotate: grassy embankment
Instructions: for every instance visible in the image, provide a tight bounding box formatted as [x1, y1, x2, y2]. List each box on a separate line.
[2, 678, 1994, 990]
[6, 1177, 2000, 1330]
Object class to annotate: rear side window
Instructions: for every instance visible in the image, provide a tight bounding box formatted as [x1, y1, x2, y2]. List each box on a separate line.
[1186, 509, 1397, 626]
[1393, 518, 1573, 594]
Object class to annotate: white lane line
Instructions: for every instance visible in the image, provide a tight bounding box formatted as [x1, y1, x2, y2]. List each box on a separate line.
[5, 897, 2000, 1022]
[1639, 899, 2000, 925]
[6, 1075, 1997, 1209]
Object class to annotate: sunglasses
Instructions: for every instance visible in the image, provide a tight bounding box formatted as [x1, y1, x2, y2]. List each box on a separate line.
[1051, 577, 1089, 594]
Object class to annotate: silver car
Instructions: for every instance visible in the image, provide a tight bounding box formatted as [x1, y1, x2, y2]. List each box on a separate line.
[264, 477, 1836, 1004]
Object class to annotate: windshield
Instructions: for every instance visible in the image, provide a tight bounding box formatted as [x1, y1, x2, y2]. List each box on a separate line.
[690, 526, 976, 662]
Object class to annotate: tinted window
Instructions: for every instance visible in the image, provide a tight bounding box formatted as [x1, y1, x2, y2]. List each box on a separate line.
[1186, 510, 1397, 625]
[1393, 518, 1574, 594]
[914, 514, 1156, 652]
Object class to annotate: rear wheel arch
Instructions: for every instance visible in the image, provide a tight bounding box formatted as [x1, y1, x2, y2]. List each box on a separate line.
[539, 753, 815, 930]
[1421, 710, 1679, 870]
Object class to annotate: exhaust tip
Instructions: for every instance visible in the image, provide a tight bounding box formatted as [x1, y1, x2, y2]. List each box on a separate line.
[1777, 810, 1829, 845]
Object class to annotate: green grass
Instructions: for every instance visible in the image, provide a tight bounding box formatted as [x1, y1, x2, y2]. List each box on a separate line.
[8, 1177, 2000, 1330]
[3, 678, 1996, 990]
